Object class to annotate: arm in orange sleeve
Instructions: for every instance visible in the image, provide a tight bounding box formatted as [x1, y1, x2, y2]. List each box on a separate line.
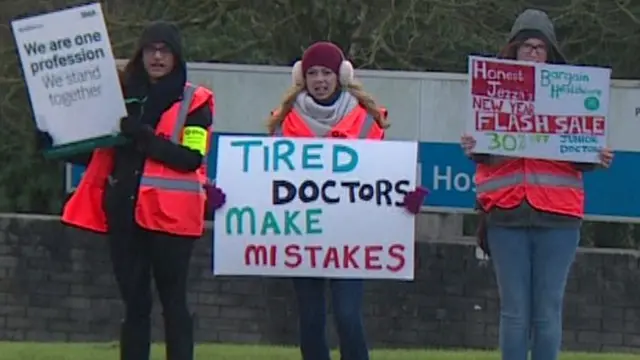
[367, 122, 385, 140]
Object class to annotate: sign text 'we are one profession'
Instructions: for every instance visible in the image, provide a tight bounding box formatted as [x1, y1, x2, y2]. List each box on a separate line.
[213, 136, 417, 280]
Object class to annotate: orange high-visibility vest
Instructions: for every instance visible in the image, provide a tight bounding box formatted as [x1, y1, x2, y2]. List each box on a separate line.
[271, 105, 386, 139]
[61, 83, 215, 237]
[475, 158, 585, 218]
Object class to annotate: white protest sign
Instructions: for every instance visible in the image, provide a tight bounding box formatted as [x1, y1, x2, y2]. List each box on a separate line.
[213, 135, 418, 280]
[467, 56, 611, 163]
[11, 2, 126, 147]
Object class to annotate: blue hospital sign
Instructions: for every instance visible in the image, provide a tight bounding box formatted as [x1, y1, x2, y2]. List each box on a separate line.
[65, 133, 640, 222]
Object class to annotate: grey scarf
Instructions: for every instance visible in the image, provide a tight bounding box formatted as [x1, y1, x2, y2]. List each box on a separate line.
[292, 91, 358, 136]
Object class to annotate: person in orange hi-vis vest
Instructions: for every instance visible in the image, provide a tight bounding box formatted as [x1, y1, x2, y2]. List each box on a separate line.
[460, 9, 614, 360]
[36, 22, 225, 360]
[265, 41, 428, 360]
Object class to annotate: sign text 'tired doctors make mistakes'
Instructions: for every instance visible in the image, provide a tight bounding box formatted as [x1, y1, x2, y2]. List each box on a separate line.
[213, 136, 418, 280]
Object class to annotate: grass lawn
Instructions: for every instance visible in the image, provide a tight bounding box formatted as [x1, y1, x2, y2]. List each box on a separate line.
[0, 342, 637, 359]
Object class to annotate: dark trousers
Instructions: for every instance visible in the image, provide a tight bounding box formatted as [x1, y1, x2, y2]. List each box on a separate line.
[293, 278, 369, 360]
[108, 225, 195, 360]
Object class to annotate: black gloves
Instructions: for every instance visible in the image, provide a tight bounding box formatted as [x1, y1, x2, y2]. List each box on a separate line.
[34, 130, 53, 151]
[119, 116, 153, 142]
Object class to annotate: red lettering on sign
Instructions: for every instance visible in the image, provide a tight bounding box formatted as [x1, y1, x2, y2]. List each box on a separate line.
[279, 243, 407, 272]
[476, 113, 605, 135]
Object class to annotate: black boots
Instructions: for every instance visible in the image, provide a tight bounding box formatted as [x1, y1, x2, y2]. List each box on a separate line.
[164, 313, 194, 360]
[119, 315, 194, 360]
[120, 319, 151, 360]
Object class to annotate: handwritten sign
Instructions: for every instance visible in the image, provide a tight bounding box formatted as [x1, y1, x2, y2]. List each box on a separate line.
[467, 56, 611, 163]
[11, 3, 126, 157]
[213, 135, 418, 280]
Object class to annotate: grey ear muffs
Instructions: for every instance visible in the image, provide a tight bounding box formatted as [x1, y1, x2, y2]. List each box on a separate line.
[291, 59, 355, 87]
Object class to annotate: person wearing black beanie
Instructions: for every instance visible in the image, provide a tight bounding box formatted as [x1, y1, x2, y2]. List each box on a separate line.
[57, 21, 223, 360]
[122, 21, 185, 86]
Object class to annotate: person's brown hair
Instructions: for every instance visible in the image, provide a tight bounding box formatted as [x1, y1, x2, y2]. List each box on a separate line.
[266, 80, 390, 135]
[498, 40, 521, 60]
[120, 48, 145, 87]
[498, 38, 565, 64]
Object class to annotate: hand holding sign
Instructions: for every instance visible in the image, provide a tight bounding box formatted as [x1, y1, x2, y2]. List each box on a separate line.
[119, 116, 154, 141]
[35, 130, 52, 148]
[205, 184, 227, 212]
[598, 148, 614, 168]
[460, 134, 477, 157]
[403, 186, 429, 214]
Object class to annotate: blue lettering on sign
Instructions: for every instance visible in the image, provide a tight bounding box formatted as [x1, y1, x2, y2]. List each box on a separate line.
[332, 144, 358, 173]
[560, 135, 598, 144]
[559, 135, 599, 154]
[228, 138, 359, 173]
[65, 132, 640, 221]
[560, 145, 599, 154]
[302, 143, 323, 170]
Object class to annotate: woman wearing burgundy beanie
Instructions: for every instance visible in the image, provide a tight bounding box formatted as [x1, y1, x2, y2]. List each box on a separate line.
[266, 41, 427, 360]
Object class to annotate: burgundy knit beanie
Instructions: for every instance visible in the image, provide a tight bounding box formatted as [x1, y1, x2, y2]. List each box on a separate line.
[301, 42, 345, 76]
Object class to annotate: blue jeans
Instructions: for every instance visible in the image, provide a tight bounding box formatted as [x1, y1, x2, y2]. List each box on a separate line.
[293, 278, 369, 360]
[488, 225, 580, 360]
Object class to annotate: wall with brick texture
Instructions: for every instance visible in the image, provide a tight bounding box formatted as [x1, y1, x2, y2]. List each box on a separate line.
[0, 214, 639, 353]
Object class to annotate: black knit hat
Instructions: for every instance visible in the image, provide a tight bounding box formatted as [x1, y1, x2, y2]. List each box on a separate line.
[138, 21, 183, 59]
